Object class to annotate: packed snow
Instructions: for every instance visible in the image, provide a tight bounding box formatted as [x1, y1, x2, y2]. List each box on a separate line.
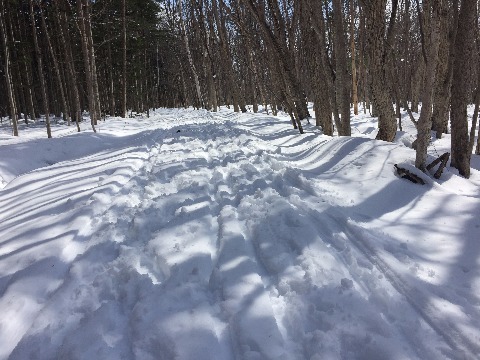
[0, 106, 479, 360]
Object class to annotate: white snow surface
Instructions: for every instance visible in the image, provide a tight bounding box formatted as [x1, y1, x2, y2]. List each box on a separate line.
[0, 106, 479, 360]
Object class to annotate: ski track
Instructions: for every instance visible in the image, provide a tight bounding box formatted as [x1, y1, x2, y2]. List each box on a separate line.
[0, 108, 478, 359]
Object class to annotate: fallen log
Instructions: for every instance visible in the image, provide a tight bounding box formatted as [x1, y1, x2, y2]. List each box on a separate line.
[426, 152, 450, 179]
[394, 164, 425, 185]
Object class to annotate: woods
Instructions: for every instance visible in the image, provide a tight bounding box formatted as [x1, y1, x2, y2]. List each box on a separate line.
[0, 0, 479, 177]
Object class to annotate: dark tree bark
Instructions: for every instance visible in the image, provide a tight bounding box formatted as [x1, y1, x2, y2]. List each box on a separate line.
[39, 3, 70, 125]
[415, 1, 444, 171]
[0, 0, 18, 136]
[121, 0, 127, 117]
[76, 0, 97, 132]
[178, 0, 203, 109]
[304, 0, 334, 135]
[55, 1, 81, 132]
[332, 0, 351, 136]
[450, 0, 476, 178]
[29, 0, 52, 138]
[350, 0, 359, 116]
[431, 0, 458, 139]
[240, 0, 309, 129]
[215, 0, 242, 112]
[471, 29, 480, 155]
[360, 0, 397, 142]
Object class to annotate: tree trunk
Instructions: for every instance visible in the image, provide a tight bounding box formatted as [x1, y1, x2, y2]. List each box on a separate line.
[241, 0, 309, 125]
[410, 57, 424, 113]
[55, 2, 81, 132]
[29, 0, 52, 138]
[107, 38, 115, 116]
[76, 0, 96, 132]
[0, 0, 18, 136]
[121, 0, 127, 117]
[333, 0, 351, 136]
[358, 3, 367, 114]
[415, 1, 443, 171]
[39, 2, 70, 125]
[469, 87, 479, 155]
[216, 0, 243, 112]
[84, 0, 101, 125]
[22, 56, 36, 123]
[361, 0, 397, 142]
[350, 0, 359, 116]
[178, 0, 203, 108]
[471, 40, 480, 155]
[450, 0, 476, 178]
[304, 0, 334, 134]
[432, 0, 458, 139]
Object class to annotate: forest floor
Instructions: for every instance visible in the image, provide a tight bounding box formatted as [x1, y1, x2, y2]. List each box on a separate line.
[0, 105, 479, 360]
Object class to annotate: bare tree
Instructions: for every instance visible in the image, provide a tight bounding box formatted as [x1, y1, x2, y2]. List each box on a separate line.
[29, 0, 52, 138]
[39, 2, 70, 125]
[415, 0, 444, 171]
[240, 0, 309, 131]
[0, 0, 18, 136]
[431, 0, 459, 139]
[360, 0, 397, 142]
[178, 0, 204, 109]
[450, 0, 477, 178]
[121, 0, 127, 117]
[350, 0, 359, 116]
[333, 0, 351, 136]
[54, 0, 81, 132]
[75, 0, 97, 132]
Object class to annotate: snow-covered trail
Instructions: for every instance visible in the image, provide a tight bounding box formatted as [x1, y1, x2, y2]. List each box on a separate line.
[0, 108, 479, 359]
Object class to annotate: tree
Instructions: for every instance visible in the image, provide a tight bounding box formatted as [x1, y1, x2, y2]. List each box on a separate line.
[333, 0, 351, 136]
[29, 0, 52, 138]
[75, 0, 98, 132]
[240, 0, 309, 131]
[0, 0, 18, 136]
[415, 0, 444, 171]
[350, 0, 359, 116]
[178, 0, 203, 109]
[54, 0, 81, 131]
[450, 0, 477, 178]
[121, 0, 127, 117]
[39, 2, 70, 125]
[431, 0, 458, 139]
[360, 0, 397, 142]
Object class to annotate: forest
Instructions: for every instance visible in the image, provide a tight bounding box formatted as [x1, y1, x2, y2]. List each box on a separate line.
[0, 0, 479, 177]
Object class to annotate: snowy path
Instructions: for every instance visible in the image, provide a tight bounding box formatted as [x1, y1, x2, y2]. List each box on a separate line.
[1, 108, 479, 359]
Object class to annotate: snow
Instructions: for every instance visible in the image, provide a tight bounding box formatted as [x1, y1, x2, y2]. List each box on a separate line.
[0, 106, 479, 360]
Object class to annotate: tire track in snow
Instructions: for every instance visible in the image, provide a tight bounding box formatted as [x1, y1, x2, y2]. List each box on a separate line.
[284, 166, 480, 360]
[134, 112, 478, 359]
[199, 120, 293, 359]
[113, 122, 229, 359]
[220, 116, 472, 359]
[3, 129, 167, 360]
[210, 114, 427, 358]
[210, 205, 289, 359]
[122, 122, 256, 359]
[163, 116, 297, 359]
[305, 191, 477, 356]
[7, 120, 234, 359]
[339, 218, 480, 360]
[48, 119, 239, 359]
